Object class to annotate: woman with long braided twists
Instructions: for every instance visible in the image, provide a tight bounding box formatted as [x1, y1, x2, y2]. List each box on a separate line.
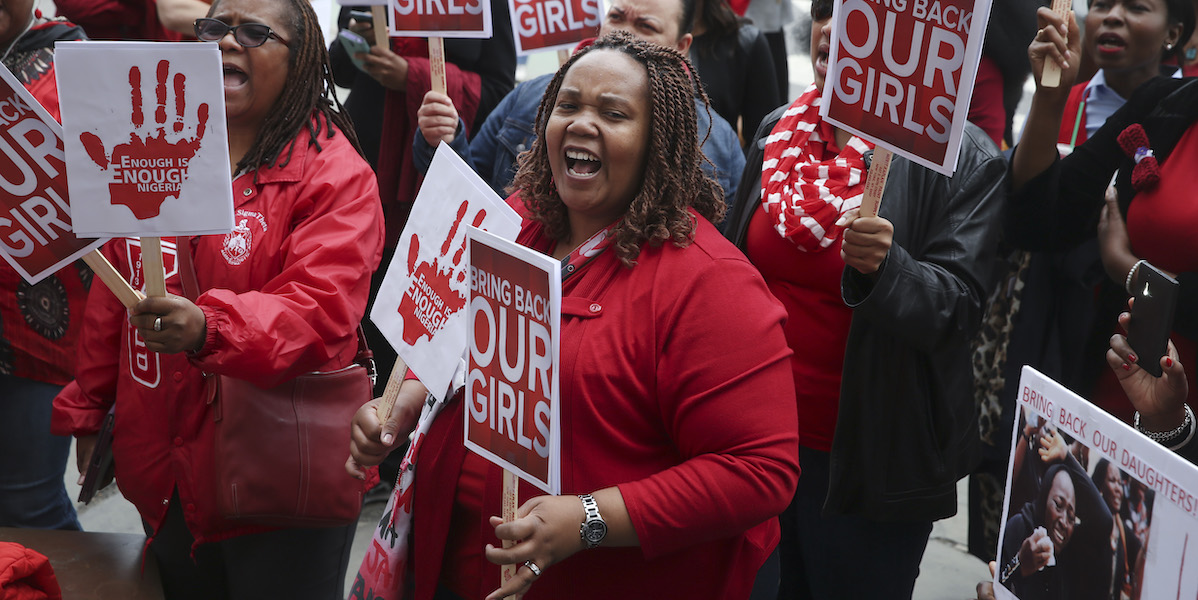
[723, 0, 1005, 596]
[348, 30, 799, 600]
[52, 0, 384, 597]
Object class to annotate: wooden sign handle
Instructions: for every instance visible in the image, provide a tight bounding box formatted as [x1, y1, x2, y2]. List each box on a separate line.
[557, 49, 570, 66]
[860, 147, 892, 218]
[1039, 0, 1072, 88]
[501, 468, 519, 598]
[82, 250, 143, 309]
[140, 237, 166, 297]
[375, 356, 410, 423]
[429, 37, 447, 96]
[371, 5, 389, 48]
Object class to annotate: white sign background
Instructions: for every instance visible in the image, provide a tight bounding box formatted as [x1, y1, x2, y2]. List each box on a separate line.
[56, 42, 233, 238]
[371, 144, 521, 400]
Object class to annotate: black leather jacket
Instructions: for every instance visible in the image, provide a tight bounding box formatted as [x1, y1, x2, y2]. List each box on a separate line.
[725, 105, 1007, 521]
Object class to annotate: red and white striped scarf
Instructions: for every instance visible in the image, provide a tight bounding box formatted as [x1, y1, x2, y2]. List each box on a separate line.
[760, 84, 874, 251]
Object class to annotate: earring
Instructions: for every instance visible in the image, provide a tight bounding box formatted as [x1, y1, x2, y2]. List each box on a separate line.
[1166, 43, 1175, 51]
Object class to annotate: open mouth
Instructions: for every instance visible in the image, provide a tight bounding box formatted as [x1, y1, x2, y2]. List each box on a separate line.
[1096, 32, 1127, 52]
[565, 149, 601, 177]
[223, 64, 249, 88]
[1051, 523, 1068, 547]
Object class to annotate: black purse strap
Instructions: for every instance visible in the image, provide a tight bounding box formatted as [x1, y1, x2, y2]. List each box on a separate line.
[176, 235, 376, 385]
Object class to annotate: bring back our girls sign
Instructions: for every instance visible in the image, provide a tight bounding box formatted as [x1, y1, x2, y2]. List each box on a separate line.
[822, 0, 992, 176]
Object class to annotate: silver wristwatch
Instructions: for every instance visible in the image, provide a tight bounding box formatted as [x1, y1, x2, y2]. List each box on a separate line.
[578, 493, 607, 549]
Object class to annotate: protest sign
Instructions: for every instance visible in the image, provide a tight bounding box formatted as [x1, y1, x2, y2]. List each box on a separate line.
[370, 143, 521, 403]
[56, 43, 233, 238]
[508, 0, 601, 55]
[465, 226, 560, 591]
[821, 0, 992, 176]
[464, 226, 560, 494]
[0, 66, 105, 285]
[389, 0, 493, 38]
[994, 367, 1198, 600]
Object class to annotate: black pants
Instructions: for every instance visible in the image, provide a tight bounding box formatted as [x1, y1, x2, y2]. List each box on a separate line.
[777, 447, 932, 600]
[146, 492, 356, 600]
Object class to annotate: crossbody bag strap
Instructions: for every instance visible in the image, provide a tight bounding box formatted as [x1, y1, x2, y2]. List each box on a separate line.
[177, 235, 376, 384]
[176, 235, 201, 302]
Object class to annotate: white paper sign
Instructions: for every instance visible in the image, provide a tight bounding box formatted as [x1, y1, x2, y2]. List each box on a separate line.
[995, 367, 1198, 599]
[55, 42, 233, 237]
[371, 143, 521, 400]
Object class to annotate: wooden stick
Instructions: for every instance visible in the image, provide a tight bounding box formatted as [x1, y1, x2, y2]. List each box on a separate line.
[1039, 0, 1072, 88]
[81, 250, 143, 309]
[371, 5, 389, 48]
[139, 237, 166, 297]
[557, 49, 570, 66]
[501, 468, 519, 598]
[429, 37, 447, 95]
[375, 356, 410, 423]
[860, 147, 893, 218]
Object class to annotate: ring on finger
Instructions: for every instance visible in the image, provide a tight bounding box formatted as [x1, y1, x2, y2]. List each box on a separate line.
[524, 560, 542, 577]
[154, 316, 162, 332]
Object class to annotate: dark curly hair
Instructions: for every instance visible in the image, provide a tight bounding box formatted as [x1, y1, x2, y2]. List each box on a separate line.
[207, 0, 363, 176]
[510, 31, 724, 266]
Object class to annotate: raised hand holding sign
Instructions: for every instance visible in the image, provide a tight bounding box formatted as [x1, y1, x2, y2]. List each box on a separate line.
[57, 42, 231, 299]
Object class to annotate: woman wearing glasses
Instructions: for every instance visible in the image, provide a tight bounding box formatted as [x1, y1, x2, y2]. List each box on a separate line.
[52, 0, 384, 598]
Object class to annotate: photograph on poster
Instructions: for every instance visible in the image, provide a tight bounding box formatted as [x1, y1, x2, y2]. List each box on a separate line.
[995, 367, 1198, 600]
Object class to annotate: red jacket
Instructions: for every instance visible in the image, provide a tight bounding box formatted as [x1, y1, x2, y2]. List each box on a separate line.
[0, 543, 61, 600]
[51, 124, 384, 544]
[412, 215, 800, 600]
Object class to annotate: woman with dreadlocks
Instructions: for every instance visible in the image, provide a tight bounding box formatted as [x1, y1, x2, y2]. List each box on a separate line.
[348, 31, 799, 600]
[52, 0, 384, 598]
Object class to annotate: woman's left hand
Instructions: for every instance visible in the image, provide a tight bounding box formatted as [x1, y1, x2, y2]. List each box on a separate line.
[358, 45, 409, 91]
[130, 295, 206, 354]
[837, 208, 893, 275]
[482, 495, 587, 600]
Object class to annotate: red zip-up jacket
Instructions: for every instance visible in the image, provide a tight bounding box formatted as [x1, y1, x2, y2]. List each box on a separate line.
[52, 123, 384, 545]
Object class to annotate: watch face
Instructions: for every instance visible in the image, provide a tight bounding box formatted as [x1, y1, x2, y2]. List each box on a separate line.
[584, 520, 607, 544]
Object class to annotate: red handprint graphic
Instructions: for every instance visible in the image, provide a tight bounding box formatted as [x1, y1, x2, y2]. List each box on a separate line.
[80, 60, 209, 220]
[398, 201, 487, 345]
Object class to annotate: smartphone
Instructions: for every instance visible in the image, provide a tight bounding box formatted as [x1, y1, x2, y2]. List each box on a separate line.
[1126, 261, 1179, 377]
[348, 9, 374, 24]
[338, 29, 371, 72]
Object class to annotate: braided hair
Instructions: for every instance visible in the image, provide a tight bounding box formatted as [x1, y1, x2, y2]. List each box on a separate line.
[209, 0, 363, 176]
[510, 31, 724, 266]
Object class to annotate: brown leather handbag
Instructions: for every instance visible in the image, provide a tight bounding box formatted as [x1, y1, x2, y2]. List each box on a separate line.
[178, 235, 373, 528]
[207, 334, 373, 528]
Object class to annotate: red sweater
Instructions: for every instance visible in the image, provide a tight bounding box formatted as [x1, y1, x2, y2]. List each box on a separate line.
[412, 215, 800, 600]
[745, 204, 850, 452]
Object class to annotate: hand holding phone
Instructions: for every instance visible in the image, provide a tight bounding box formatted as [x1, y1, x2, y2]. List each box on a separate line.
[1126, 261, 1179, 377]
[338, 29, 371, 73]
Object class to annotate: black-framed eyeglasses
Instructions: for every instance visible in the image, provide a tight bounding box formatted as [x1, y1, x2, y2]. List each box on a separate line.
[194, 18, 290, 48]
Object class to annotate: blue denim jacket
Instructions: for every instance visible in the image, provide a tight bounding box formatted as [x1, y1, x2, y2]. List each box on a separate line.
[413, 73, 745, 206]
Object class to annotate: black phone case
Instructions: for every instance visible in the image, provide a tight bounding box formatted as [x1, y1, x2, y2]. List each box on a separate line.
[77, 407, 116, 504]
[1126, 262, 1179, 378]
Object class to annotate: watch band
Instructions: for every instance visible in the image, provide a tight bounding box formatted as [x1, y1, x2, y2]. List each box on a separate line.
[578, 493, 607, 549]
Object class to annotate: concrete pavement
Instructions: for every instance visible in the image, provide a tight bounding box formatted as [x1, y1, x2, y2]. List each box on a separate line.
[63, 443, 991, 599]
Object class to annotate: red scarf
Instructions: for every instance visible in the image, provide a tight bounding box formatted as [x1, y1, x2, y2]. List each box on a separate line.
[759, 84, 874, 252]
